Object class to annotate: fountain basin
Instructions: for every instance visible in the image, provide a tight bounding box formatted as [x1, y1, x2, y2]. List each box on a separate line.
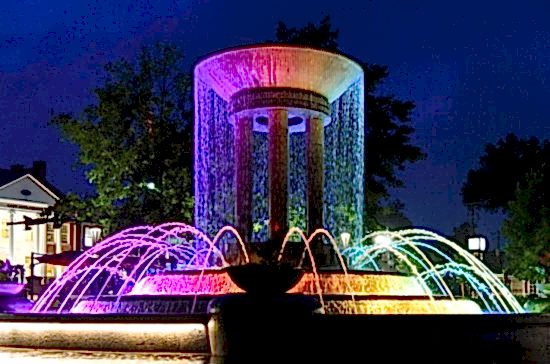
[131, 269, 428, 297]
[74, 269, 482, 315]
[225, 263, 304, 295]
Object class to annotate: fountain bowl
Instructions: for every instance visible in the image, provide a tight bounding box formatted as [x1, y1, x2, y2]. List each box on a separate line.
[225, 263, 304, 296]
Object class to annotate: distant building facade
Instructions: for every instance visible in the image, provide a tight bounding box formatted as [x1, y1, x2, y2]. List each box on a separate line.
[484, 249, 545, 297]
[0, 161, 101, 280]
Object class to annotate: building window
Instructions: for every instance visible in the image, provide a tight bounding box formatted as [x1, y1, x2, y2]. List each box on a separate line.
[61, 224, 71, 252]
[25, 227, 33, 242]
[1, 219, 8, 239]
[83, 226, 102, 248]
[46, 264, 55, 278]
[61, 224, 69, 244]
[46, 223, 56, 254]
[46, 244, 56, 254]
[46, 223, 54, 243]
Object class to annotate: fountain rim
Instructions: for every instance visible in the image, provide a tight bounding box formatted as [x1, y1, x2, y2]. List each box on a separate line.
[146, 267, 415, 278]
[193, 42, 364, 102]
[193, 42, 364, 72]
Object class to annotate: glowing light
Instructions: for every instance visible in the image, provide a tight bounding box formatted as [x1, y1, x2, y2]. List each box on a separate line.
[340, 232, 351, 247]
[129, 271, 243, 296]
[22, 45, 521, 322]
[373, 234, 392, 247]
[468, 236, 487, 251]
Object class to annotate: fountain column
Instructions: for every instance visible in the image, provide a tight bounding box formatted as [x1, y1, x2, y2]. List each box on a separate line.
[234, 114, 253, 243]
[268, 108, 289, 242]
[306, 115, 324, 236]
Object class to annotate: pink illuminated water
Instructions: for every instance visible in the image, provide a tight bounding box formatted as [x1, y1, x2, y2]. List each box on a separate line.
[31, 222, 248, 314]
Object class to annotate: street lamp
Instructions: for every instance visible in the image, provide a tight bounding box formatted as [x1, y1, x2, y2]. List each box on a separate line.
[467, 235, 487, 261]
[340, 232, 351, 248]
[373, 234, 394, 271]
[373, 234, 392, 247]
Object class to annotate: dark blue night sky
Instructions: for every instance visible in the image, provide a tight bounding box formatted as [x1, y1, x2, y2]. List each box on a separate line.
[1, 0, 549, 241]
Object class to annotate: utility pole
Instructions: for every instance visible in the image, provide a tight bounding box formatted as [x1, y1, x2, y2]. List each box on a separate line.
[467, 202, 478, 235]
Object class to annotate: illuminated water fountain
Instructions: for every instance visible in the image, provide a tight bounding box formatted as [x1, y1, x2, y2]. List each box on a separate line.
[3, 44, 539, 361]
[30, 224, 521, 315]
[30, 44, 521, 316]
[194, 44, 364, 243]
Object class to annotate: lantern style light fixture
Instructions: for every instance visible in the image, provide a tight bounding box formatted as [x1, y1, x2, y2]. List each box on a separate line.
[340, 232, 351, 248]
[467, 235, 487, 260]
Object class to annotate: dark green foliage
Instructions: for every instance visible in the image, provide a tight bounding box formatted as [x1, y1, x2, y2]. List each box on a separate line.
[503, 169, 550, 281]
[462, 133, 549, 211]
[49, 43, 193, 234]
[464, 133, 549, 280]
[375, 200, 413, 229]
[450, 221, 475, 250]
[275, 16, 424, 230]
[275, 16, 339, 51]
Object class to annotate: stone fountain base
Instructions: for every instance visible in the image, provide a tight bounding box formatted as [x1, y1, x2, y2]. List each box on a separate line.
[207, 293, 319, 358]
[205, 294, 550, 363]
[0, 303, 550, 362]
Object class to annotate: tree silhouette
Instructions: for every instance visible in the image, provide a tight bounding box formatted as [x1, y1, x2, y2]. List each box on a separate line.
[503, 169, 550, 281]
[462, 133, 549, 211]
[49, 43, 193, 233]
[463, 133, 549, 280]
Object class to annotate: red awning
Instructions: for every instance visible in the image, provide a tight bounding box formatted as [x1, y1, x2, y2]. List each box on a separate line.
[35, 251, 84, 266]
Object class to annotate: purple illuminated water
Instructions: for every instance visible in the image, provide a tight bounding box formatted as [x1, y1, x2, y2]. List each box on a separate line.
[31, 223, 248, 314]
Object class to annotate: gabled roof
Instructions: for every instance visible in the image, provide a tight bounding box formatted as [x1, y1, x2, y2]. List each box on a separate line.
[0, 171, 61, 200]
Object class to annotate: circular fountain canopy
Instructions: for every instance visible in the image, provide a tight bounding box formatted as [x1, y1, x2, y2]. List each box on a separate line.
[194, 45, 364, 104]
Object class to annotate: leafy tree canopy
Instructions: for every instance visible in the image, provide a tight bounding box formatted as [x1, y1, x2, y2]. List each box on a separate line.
[463, 133, 549, 280]
[503, 168, 550, 281]
[375, 200, 413, 230]
[275, 16, 424, 230]
[48, 43, 193, 234]
[462, 133, 549, 211]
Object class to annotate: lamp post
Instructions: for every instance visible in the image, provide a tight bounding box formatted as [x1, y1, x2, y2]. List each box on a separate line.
[374, 234, 395, 272]
[340, 232, 351, 248]
[467, 235, 487, 261]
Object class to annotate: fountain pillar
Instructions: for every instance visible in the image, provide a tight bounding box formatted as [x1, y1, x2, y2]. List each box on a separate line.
[268, 108, 289, 242]
[306, 115, 324, 235]
[234, 114, 253, 243]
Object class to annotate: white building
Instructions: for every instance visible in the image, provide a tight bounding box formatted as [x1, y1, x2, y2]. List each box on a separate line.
[0, 162, 100, 280]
